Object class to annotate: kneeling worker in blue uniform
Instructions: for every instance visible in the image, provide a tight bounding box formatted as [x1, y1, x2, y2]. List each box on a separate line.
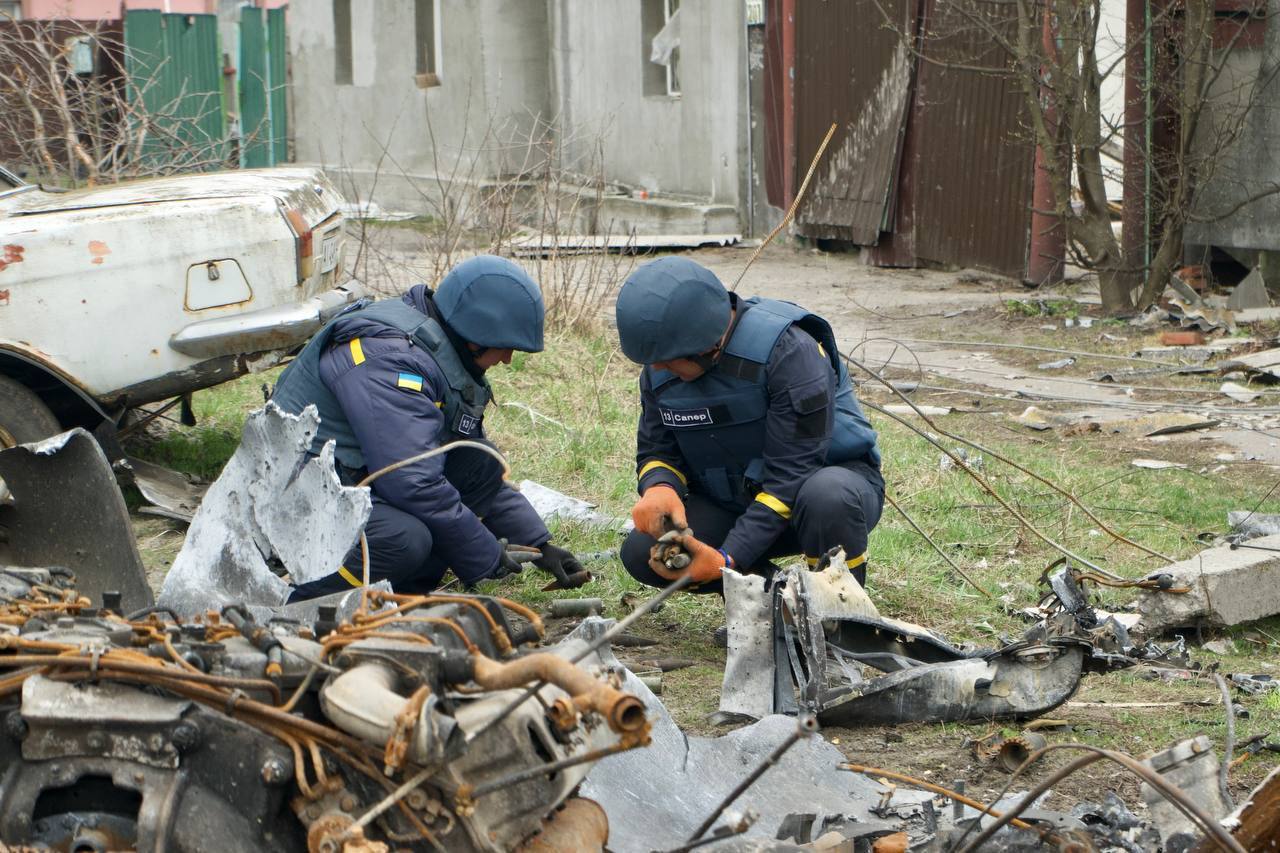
[615, 257, 884, 590]
[272, 255, 583, 600]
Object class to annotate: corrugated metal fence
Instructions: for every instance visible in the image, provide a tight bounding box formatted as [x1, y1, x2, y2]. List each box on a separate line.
[124, 11, 227, 171]
[792, 0, 1036, 280]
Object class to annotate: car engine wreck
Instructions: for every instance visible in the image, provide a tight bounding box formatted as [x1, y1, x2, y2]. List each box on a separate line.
[0, 567, 646, 852]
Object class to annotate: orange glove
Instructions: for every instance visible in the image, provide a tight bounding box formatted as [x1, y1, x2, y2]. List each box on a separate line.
[631, 484, 688, 538]
[648, 532, 727, 585]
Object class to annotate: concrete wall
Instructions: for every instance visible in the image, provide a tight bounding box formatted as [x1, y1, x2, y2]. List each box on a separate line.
[289, 0, 748, 225]
[290, 0, 551, 211]
[1185, 1, 1280, 255]
[550, 0, 747, 206]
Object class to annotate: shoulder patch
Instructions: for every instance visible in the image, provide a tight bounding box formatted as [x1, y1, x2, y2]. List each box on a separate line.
[396, 372, 424, 392]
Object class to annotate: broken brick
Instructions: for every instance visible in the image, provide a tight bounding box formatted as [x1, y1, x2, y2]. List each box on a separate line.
[1160, 330, 1206, 346]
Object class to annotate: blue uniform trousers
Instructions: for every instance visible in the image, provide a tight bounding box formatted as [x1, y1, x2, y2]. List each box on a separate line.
[620, 461, 884, 594]
[289, 446, 508, 600]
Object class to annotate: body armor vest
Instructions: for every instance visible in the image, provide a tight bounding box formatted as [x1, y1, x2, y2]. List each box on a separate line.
[646, 298, 879, 507]
[272, 299, 491, 470]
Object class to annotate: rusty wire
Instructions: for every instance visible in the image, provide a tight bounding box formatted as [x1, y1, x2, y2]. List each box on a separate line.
[950, 743, 1246, 853]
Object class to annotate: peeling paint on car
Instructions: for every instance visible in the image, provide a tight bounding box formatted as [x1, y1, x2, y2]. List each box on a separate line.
[88, 240, 111, 265]
[0, 243, 23, 271]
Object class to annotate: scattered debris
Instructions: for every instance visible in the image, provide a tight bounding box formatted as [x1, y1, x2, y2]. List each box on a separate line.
[1221, 381, 1262, 403]
[1037, 357, 1075, 370]
[116, 455, 208, 523]
[518, 479, 627, 529]
[1227, 267, 1271, 311]
[1130, 458, 1187, 470]
[715, 557, 1158, 727]
[157, 404, 372, 617]
[549, 598, 605, 617]
[509, 232, 741, 256]
[1140, 736, 1233, 845]
[939, 447, 983, 471]
[1120, 412, 1220, 436]
[1231, 673, 1280, 695]
[883, 403, 953, 417]
[1, 570, 646, 851]
[1202, 638, 1236, 655]
[1136, 533, 1280, 633]
[1228, 510, 1280, 542]
[0, 428, 153, 613]
[1232, 345, 1280, 381]
[1160, 329, 1206, 347]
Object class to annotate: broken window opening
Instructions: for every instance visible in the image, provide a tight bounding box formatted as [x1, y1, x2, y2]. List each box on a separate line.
[642, 0, 681, 98]
[415, 0, 442, 88]
[333, 0, 353, 86]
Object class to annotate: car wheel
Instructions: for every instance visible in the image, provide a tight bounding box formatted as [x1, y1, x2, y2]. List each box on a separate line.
[0, 375, 60, 449]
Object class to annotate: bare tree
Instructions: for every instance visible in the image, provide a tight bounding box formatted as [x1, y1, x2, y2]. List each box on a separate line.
[0, 17, 272, 186]
[877, 0, 1275, 313]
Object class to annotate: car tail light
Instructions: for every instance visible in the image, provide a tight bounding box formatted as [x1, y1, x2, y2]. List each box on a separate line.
[285, 208, 314, 284]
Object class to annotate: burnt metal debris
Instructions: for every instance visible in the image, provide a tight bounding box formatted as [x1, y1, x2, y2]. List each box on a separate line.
[0, 567, 645, 851]
[718, 551, 1184, 727]
[2, 422, 1274, 851]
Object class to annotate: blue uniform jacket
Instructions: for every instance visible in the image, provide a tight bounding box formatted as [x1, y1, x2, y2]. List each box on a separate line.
[635, 320, 881, 570]
[317, 286, 548, 583]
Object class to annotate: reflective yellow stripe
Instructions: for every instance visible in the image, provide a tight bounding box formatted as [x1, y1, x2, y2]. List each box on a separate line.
[805, 552, 867, 569]
[436, 400, 444, 408]
[638, 459, 687, 486]
[337, 565, 363, 588]
[754, 492, 792, 519]
[349, 338, 365, 365]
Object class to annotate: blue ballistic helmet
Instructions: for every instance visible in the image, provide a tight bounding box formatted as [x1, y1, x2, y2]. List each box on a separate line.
[435, 255, 545, 352]
[615, 257, 731, 364]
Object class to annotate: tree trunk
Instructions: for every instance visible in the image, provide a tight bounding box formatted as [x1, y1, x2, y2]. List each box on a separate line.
[1099, 263, 1139, 314]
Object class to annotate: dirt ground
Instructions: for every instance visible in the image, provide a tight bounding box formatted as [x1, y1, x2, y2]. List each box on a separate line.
[129, 242, 1280, 832]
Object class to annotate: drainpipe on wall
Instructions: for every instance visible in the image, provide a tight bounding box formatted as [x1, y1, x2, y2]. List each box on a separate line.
[782, 0, 796, 206]
[1028, 3, 1066, 285]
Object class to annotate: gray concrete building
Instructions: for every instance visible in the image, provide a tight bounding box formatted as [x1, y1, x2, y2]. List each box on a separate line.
[289, 0, 756, 235]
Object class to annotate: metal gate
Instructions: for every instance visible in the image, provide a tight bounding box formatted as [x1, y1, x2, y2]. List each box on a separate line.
[240, 6, 289, 168]
[123, 11, 226, 171]
[791, 0, 1037, 279]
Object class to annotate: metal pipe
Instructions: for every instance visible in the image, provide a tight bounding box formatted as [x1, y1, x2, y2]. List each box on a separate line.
[470, 653, 646, 736]
[466, 573, 693, 742]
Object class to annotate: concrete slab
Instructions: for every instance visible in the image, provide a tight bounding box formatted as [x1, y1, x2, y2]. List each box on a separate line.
[1136, 534, 1280, 633]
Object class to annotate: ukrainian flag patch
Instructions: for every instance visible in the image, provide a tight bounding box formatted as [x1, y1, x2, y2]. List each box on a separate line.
[396, 372, 424, 392]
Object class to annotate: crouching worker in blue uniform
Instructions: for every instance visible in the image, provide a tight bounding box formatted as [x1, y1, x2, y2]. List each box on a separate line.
[615, 257, 884, 592]
[271, 255, 584, 601]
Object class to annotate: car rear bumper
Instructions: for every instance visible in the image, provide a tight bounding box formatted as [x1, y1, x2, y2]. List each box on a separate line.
[168, 281, 367, 359]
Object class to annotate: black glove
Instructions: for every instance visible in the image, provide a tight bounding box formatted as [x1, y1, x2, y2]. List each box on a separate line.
[533, 542, 584, 587]
[490, 547, 525, 581]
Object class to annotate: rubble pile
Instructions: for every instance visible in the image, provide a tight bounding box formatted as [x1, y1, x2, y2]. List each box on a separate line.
[0, 567, 644, 851]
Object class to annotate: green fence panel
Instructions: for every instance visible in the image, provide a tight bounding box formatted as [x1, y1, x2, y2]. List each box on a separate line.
[239, 5, 268, 167]
[124, 10, 226, 172]
[269, 7, 289, 165]
[241, 5, 289, 168]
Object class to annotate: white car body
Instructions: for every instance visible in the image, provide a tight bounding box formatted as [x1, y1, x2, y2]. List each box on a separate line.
[0, 167, 362, 416]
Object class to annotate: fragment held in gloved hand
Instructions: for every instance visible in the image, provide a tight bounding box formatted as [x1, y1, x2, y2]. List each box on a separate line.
[649, 531, 727, 584]
[632, 484, 688, 538]
[534, 542, 592, 590]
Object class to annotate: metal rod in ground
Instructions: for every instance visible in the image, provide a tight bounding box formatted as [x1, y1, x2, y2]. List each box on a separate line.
[684, 714, 818, 844]
[731, 122, 837, 292]
[883, 491, 993, 600]
[465, 573, 695, 742]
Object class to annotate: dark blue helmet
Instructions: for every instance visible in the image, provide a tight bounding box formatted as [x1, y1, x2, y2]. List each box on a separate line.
[435, 255, 545, 352]
[615, 257, 730, 364]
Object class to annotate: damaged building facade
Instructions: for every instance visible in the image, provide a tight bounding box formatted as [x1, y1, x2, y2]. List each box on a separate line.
[288, 0, 757, 236]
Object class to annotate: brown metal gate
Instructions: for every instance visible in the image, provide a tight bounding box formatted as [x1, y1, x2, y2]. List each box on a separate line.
[793, 0, 1036, 279]
[794, 0, 916, 244]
